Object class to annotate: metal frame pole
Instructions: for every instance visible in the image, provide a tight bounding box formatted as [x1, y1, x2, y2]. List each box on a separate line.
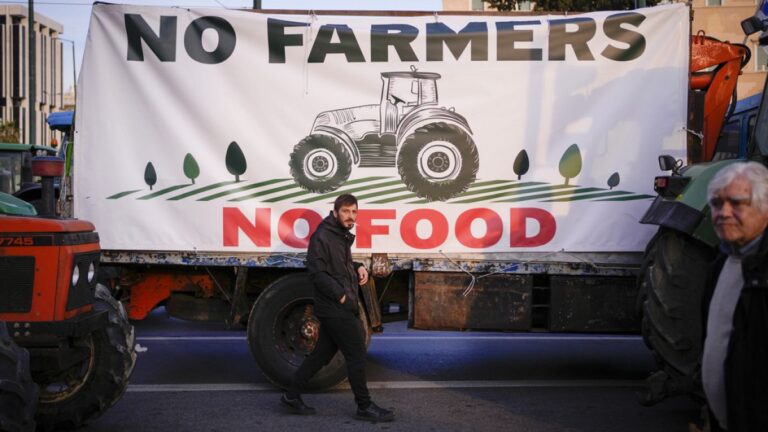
[28, 0, 36, 144]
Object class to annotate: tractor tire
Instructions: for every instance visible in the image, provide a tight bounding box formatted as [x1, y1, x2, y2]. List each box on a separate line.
[247, 273, 370, 390]
[0, 322, 37, 432]
[397, 122, 479, 201]
[289, 134, 352, 193]
[637, 228, 715, 404]
[35, 284, 136, 431]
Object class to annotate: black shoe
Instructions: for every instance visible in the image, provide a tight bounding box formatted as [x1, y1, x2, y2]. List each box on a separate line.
[356, 402, 394, 422]
[280, 393, 316, 415]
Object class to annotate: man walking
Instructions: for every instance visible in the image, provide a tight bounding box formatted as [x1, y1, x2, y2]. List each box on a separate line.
[702, 161, 768, 431]
[280, 193, 394, 422]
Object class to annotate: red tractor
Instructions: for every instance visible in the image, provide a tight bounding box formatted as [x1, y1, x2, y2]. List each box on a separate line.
[0, 157, 136, 431]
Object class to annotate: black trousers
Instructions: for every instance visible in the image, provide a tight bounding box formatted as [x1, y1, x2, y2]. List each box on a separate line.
[288, 314, 371, 408]
[708, 407, 727, 432]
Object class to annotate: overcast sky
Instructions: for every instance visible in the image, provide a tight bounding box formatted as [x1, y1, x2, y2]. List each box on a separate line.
[4, 0, 443, 91]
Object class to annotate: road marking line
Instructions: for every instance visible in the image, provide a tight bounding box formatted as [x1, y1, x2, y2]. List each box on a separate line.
[136, 335, 641, 341]
[126, 380, 644, 393]
[128, 383, 274, 392]
[137, 336, 247, 341]
[373, 336, 641, 341]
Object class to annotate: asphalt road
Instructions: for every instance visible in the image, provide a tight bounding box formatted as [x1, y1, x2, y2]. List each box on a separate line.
[82, 309, 701, 432]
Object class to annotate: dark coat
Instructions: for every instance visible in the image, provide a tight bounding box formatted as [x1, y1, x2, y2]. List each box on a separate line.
[306, 212, 362, 318]
[702, 232, 768, 432]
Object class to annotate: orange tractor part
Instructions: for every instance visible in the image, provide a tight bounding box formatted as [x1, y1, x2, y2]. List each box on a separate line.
[689, 32, 750, 163]
[0, 216, 99, 323]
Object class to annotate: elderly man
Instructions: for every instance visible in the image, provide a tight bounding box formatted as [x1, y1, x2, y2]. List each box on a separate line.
[702, 161, 768, 432]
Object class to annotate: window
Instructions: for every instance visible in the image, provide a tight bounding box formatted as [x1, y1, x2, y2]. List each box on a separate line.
[518, 1, 532, 10]
[42, 34, 47, 104]
[713, 120, 740, 160]
[746, 114, 757, 151]
[12, 22, 25, 99]
[0, 20, 5, 100]
[420, 80, 437, 105]
[706, 0, 722, 6]
[471, 0, 484, 10]
[0, 151, 23, 194]
[756, 43, 767, 71]
[388, 78, 419, 106]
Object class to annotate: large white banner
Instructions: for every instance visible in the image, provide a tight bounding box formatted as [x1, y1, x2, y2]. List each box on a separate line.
[75, 4, 689, 253]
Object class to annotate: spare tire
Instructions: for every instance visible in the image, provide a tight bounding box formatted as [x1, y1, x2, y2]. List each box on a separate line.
[0, 322, 37, 432]
[247, 273, 370, 390]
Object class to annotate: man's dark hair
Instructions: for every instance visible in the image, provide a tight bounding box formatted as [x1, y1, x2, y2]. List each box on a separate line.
[334, 194, 358, 212]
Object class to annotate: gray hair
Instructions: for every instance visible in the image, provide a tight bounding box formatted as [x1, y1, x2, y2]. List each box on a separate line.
[707, 161, 768, 212]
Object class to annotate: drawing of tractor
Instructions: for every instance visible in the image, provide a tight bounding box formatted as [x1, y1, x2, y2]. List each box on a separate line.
[288, 67, 479, 202]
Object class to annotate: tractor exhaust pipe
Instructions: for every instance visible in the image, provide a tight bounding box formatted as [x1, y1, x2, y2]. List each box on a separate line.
[31, 156, 64, 217]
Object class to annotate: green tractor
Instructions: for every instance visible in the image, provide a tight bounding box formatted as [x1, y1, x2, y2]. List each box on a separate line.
[289, 66, 479, 202]
[637, 2, 768, 404]
[0, 143, 59, 212]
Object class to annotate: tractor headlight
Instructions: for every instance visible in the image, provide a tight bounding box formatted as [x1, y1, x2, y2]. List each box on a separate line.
[71, 265, 80, 287]
[87, 262, 96, 284]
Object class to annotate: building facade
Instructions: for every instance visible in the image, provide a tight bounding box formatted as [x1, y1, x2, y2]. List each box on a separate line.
[692, 0, 767, 98]
[443, 0, 766, 97]
[443, 0, 533, 11]
[0, 5, 63, 146]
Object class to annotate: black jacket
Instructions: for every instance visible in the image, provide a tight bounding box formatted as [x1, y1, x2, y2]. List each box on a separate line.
[306, 213, 362, 318]
[702, 232, 768, 432]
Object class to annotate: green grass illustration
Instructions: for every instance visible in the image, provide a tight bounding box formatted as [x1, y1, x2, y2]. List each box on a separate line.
[229, 183, 302, 202]
[198, 178, 291, 201]
[107, 189, 143, 200]
[296, 178, 400, 203]
[109, 140, 657, 203]
[138, 184, 191, 200]
[409, 180, 543, 204]
[108, 177, 652, 203]
[168, 181, 238, 200]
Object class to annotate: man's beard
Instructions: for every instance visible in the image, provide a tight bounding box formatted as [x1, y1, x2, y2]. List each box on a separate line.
[336, 217, 354, 231]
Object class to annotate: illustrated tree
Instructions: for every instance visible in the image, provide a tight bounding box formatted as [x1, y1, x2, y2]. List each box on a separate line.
[0, 121, 20, 143]
[144, 162, 157, 190]
[483, 0, 659, 11]
[607, 172, 620, 190]
[558, 144, 582, 185]
[183, 153, 200, 184]
[225, 141, 247, 182]
[513, 149, 529, 180]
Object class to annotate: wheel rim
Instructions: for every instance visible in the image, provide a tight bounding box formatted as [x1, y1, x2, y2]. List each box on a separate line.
[273, 299, 320, 367]
[304, 148, 338, 180]
[38, 335, 96, 404]
[416, 141, 461, 180]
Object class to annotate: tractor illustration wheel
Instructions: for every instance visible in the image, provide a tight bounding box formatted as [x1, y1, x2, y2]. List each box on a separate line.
[289, 134, 352, 193]
[397, 123, 479, 201]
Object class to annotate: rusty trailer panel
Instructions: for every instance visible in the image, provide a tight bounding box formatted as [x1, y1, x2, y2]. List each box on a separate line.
[412, 272, 532, 331]
[410, 253, 641, 277]
[548, 276, 640, 332]
[100, 250, 309, 267]
[101, 250, 642, 278]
